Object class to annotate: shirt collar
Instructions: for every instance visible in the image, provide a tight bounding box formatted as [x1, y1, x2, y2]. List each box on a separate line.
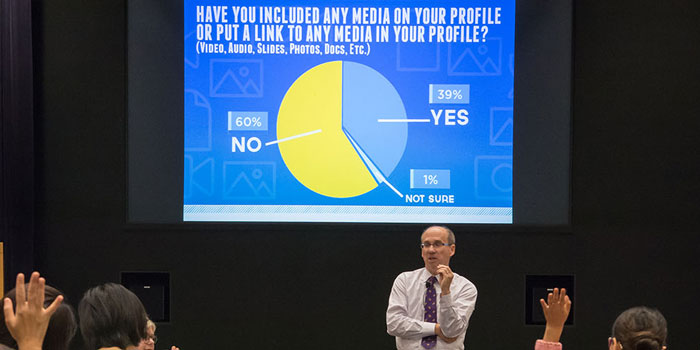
[420, 267, 435, 281]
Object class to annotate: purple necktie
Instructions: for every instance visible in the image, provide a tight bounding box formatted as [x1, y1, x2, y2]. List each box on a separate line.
[421, 276, 438, 349]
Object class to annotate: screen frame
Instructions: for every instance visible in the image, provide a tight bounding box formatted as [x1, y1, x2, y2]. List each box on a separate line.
[125, 0, 573, 231]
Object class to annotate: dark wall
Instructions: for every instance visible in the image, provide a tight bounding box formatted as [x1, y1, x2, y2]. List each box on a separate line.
[32, 1, 700, 350]
[1, 0, 35, 285]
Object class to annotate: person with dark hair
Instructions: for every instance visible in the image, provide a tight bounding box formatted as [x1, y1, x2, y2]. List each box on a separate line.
[387, 226, 477, 349]
[78, 283, 147, 350]
[2, 272, 65, 350]
[534, 288, 668, 350]
[610, 307, 667, 350]
[0, 282, 76, 350]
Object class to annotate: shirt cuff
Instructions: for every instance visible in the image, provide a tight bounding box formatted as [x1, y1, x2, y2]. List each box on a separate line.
[439, 292, 453, 306]
[535, 339, 562, 350]
[420, 321, 436, 336]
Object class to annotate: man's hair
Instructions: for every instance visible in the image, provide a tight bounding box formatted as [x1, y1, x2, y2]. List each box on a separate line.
[79, 283, 147, 350]
[0, 285, 77, 350]
[422, 226, 456, 245]
[612, 306, 667, 350]
[146, 319, 156, 333]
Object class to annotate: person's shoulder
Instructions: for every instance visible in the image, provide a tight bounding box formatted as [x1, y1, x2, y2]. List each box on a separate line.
[453, 272, 477, 290]
[395, 267, 427, 280]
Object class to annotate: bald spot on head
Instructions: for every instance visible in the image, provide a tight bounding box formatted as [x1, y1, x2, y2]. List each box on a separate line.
[421, 226, 455, 245]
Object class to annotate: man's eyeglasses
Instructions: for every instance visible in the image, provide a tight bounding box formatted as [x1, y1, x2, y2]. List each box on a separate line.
[420, 242, 451, 249]
[144, 335, 158, 344]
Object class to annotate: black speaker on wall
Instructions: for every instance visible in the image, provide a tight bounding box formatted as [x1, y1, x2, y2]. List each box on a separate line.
[525, 274, 574, 325]
[121, 272, 170, 322]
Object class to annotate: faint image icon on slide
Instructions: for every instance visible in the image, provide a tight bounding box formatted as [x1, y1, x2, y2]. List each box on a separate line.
[489, 107, 513, 146]
[210, 59, 263, 98]
[184, 156, 214, 198]
[223, 162, 275, 199]
[184, 89, 212, 151]
[474, 156, 512, 200]
[448, 38, 502, 76]
[276, 61, 407, 198]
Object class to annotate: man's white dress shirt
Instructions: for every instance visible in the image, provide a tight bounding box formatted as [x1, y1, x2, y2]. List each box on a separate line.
[387, 268, 477, 350]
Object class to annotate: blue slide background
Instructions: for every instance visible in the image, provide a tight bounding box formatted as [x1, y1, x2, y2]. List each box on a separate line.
[184, 0, 515, 222]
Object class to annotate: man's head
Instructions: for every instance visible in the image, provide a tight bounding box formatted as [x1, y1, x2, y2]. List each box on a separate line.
[138, 319, 157, 350]
[420, 226, 456, 275]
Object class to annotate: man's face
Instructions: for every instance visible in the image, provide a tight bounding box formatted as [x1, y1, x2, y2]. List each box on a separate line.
[138, 327, 156, 350]
[421, 226, 455, 275]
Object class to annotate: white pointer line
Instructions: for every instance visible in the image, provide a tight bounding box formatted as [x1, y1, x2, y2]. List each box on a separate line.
[378, 119, 431, 123]
[265, 129, 322, 146]
[383, 178, 404, 198]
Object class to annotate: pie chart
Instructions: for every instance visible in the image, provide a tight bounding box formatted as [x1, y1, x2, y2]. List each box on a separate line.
[277, 61, 408, 198]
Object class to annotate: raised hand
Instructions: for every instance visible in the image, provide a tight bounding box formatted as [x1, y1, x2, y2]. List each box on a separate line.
[539, 287, 571, 342]
[3, 272, 63, 350]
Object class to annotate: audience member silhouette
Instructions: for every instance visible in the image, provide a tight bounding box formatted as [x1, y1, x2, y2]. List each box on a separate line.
[535, 288, 668, 350]
[2, 273, 66, 350]
[78, 283, 147, 350]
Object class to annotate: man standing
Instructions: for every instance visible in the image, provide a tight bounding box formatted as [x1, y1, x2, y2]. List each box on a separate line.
[387, 226, 477, 349]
